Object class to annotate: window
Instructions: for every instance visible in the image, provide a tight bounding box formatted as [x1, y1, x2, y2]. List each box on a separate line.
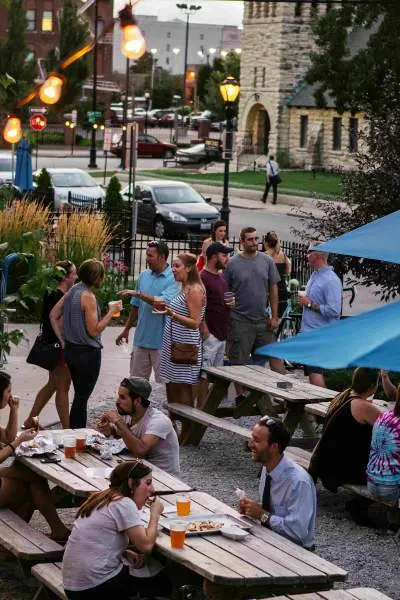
[271, 1, 277, 17]
[300, 115, 308, 148]
[262, 67, 266, 88]
[26, 50, 35, 63]
[253, 67, 257, 88]
[96, 18, 104, 35]
[200, 33, 204, 40]
[167, 32, 171, 38]
[332, 117, 342, 151]
[41, 10, 53, 31]
[26, 9, 36, 31]
[166, 44, 170, 52]
[248, 2, 254, 19]
[256, 0, 262, 18]
[263, 2, 270, 18]
[295, 1, 303, 17]
[349, 118, 358, 153]
[166, 57, 170, 66]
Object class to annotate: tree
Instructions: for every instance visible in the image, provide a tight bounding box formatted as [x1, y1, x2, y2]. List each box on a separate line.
[47, 0, 89, 110]
[202, 51, 241, 116]
[197, 64, 212, 105]
[0, 0, 37, 110]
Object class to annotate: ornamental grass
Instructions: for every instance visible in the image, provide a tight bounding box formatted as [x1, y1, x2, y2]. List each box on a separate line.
[0, 200, 51, 255]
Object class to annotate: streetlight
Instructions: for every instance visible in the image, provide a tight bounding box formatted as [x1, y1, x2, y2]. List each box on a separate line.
[208, 47, 216, 65]
[176, 3, 201, 105]
[150, 48, 158, 96]
[220, 50, 228, 58]
[144, 91, 151, 134]
[88, 0, 99, 168]
[219, 75, 240, 232]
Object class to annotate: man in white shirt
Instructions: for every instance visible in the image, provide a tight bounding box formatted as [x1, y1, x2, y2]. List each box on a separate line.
[261, 155, 280, 205]
[97, 377, 180, 476]
[239, 417, 316, 549]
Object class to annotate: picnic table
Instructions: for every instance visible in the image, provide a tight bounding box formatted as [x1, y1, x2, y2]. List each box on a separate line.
[184, 365, 337, 445]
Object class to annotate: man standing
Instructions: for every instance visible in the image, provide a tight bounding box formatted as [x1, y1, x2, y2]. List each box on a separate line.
[224, 227, 285, 403]
[261, 155, 280, 205]
[299, 250, 342, 387]
[239, 417, 316, 549]
[97, 376, 180, 476]
[116, 241, 180, 382]
[198, 242, 234, 408]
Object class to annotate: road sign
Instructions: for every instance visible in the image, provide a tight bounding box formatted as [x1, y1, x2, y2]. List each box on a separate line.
[103, 127, 120, 152]
[87, 110, 102, 123]
[29, 106, 47, 115]
[30, 113, 47, 132]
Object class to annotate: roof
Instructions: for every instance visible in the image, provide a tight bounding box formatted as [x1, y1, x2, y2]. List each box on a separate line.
[140, 180, 192, 188]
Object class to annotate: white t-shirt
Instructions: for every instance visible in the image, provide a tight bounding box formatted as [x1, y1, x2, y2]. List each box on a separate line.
[124, 407, 180, 477]
[266, 159, 280, 177]
[62, 497, 142, 591]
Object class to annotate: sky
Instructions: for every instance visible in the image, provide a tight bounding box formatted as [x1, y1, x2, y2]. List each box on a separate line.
[115, 1, 244, 28]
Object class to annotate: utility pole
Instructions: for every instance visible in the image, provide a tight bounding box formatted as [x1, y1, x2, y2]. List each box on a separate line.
[88, 0, 98, 168]
[176, 4, 201, 104]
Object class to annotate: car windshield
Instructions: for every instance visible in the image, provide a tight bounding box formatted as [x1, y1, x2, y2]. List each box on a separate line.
[184, 144, 205, 154]
[0, 157, 12, 172]
[153, 186, 205, 204]
[51, 172, 97, 187]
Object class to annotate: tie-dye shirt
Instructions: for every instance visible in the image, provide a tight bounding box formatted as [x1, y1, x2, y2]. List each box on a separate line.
[367, 409, 400, 485]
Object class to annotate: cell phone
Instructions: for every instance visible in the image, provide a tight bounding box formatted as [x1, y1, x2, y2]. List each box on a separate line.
[40, 454, 61, 464]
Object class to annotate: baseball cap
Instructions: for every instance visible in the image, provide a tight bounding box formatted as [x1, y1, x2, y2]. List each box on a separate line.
[206, 242, 234, 258]
[121, 377, 152, 402]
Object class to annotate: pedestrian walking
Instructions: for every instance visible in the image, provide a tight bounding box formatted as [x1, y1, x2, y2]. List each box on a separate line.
[50, 259, 122, 428]
[261, 155, 281, 205]
[263, 231, 291, 317]
[116, 241, 180, 382]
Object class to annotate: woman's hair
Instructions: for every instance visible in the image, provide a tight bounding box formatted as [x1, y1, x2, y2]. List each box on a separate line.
[394, 385, 400, 418]
[76, 460, 152, 519]
[78, 259, 105, 288]
[177, 253, 202, 286]
[263, 231, 280, 253]
[211, 220, 227, 241]
[0, 371, 11, 400]
[55, 260, 74, 280]
[327, 367, 379, 417]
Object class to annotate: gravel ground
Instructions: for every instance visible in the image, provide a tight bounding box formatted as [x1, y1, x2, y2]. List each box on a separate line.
[1, 386, 399, 600]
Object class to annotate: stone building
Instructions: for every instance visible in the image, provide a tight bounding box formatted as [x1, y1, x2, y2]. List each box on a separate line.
[237, 1, 365, 170]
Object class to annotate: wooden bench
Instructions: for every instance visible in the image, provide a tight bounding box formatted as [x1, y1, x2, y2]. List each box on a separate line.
[304, 399, 392, 421]
[266, 588, 393, 600]
[31, 562, 67, 600]
[0, 509, 63, 574]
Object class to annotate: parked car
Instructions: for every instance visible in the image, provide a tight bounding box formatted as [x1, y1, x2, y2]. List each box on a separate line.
[110, 134, 176, 159]
[121, 179, 219, 238]
[33, 168, 105, 210]
[189, 110, 220, 130]
[0, 152, 14, 184]
[176, 142, 222, 165]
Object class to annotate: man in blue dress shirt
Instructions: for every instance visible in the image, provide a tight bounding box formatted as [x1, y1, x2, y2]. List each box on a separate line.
[116, 241, 180, 382]
[239, 417, 317, 549]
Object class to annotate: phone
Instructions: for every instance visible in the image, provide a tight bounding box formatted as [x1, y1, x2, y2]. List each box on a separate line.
[40, 454, 61, 464]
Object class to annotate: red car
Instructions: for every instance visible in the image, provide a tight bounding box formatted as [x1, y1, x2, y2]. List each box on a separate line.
[110, 134, 176, 159]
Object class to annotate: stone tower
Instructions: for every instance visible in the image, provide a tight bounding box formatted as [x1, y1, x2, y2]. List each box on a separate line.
[237, 1, 329, 164]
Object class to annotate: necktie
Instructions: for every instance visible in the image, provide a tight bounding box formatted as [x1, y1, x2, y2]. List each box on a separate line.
[262, 473, 272, 511]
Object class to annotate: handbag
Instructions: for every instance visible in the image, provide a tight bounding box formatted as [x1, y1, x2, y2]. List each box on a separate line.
[170, 316, 198, 365]
[26, 334, 61, 371]
[268, 160, 282, 185]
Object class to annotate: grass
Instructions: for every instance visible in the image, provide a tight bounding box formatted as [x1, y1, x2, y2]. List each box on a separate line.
[137, 169, 343, 198]
[89, 170, 117, 179]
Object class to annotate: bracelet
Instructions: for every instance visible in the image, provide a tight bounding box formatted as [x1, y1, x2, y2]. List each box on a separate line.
[7, 443, 15, 454]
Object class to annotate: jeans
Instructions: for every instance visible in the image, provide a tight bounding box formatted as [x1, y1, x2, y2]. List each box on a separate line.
[65, 343, 101, 428]
[262, 177, 278, 204]
[367, 481, 400, 505]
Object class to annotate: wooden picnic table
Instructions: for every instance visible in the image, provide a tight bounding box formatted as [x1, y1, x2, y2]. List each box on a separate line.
[185, 365, 337, 445]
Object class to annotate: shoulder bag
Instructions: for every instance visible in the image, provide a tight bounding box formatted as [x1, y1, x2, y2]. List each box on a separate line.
[268, 160, 282, 185]
[170, 313, 198, 365]
[26, 333, 61, 371]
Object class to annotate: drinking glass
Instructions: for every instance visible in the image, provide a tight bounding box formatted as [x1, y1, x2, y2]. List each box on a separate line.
[63, 436, 76, 459]
[176, 496, 191, 517]
[170, 521, 187, 549]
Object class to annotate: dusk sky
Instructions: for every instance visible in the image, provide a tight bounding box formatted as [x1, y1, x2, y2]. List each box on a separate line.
[115, 1, 244, 27]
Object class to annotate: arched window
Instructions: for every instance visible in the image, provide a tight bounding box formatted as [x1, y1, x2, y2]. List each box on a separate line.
[253, 67, 257, 88]
[271, 2, 277, 17]
[262, 67, 266, 88]
[295, 1, 303, 17]
[263, 2, 270, 18]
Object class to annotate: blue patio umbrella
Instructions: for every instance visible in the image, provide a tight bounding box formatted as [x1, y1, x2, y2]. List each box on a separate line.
[256, 300, 400, 371]
[312, 210, 400, 264]
[14, 138, 33, 191]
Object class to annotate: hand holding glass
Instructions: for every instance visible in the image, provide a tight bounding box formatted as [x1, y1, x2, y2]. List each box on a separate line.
[109, 300, 123, 318]
[224, 292, 235, 307]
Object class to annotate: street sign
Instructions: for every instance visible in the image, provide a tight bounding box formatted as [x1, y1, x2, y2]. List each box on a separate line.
[103, 127, 120, 152]
[29, 106, 47, 115]
[30, 113, 47, 131]
[71, 109, 78, 124]
[87, 110, 102, 123]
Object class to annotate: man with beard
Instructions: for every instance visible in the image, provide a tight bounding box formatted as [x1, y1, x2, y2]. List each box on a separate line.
[197, 242, 234, 408]
[96, 377, 180, 476]
[239, 417, 316, 549]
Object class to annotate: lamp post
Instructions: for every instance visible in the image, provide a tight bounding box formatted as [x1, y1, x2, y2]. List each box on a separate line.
[144, 91, 150, 134]
[208, 47, 216, 66]
[88, 0, 99, 168]
[150, 48, 158, 92]
[219, 75, 240, 233]
[176, 3, 201, 105]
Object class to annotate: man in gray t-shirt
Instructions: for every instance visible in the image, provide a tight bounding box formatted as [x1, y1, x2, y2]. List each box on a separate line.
[224, 228, 285, 393]
[97, 377, 180, 476]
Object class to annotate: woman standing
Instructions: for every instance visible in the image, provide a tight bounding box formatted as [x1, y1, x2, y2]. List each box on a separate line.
[62, 460, 165, 600]
[263, 231, 291, 317]
[24, 260, 77, 429]
[50, 259, 121, 428]
[197, 220, 228, 271]
[159, 253, 206, 443]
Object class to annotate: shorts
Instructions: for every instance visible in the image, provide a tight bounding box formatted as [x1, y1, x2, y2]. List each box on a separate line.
[201, 334, 226, 378]
[130, 345, 165, 383]
[303, 365, 324, 375]
[227, 319, 275, 365]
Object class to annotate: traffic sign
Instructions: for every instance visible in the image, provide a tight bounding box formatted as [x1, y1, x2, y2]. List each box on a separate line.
[103, 127, 120, 152]
[30, 113, 47, 132]
[29, 106, 47, 115]
[87, 110, 102, 123]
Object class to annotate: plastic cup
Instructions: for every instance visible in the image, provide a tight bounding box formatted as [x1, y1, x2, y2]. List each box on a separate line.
[109, 301, 122, 318]
[76, 434, 86, 453]
[224, 291, 235, 306]
[63, 436, 76, 459]
[176, 496, 191, 517]
[153, 296, 166, 312]
[170, 521, 187, 549]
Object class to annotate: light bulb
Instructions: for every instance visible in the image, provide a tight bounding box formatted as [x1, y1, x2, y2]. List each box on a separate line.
[39, 73, 64, 105]
[121, 24, 146, 59]
[3, 115, 23, 144]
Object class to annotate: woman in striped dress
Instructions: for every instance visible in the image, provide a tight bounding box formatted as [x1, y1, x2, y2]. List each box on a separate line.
[158, 253, 206, 443]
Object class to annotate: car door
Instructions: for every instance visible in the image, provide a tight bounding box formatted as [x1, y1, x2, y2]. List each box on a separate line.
[145, 135, 162, 157]
[138, 135, 153, 157]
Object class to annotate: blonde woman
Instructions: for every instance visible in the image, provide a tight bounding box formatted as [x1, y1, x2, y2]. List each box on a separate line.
[263, 231, 291, 317]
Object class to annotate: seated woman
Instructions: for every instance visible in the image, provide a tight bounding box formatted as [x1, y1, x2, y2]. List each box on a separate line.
[62, 460, 166, 600]
[367, 384, 400, 505]
[0, 371, 70, 542]
[309, 367, 381, 496]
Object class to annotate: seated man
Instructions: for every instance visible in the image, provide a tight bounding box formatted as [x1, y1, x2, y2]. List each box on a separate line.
[239, 417, 316, 549]
[97, 377, 180, 476]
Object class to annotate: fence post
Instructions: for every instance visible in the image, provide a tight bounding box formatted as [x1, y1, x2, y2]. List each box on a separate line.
[124, 231, 131, 283]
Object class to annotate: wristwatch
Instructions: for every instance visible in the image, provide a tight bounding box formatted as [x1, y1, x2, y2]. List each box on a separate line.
[260, 512, 271, 528]
[307, 302, 312, 309]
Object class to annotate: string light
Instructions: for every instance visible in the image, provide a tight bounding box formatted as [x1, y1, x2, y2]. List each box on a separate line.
[39, 73, 64, 105]
[119, 4, 146, 60]
[3, 115, 23, 144]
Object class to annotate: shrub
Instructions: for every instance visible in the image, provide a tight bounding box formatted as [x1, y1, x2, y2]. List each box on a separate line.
[95, 254, 131, 314]
[104, 176, 126, 238]
[53, 211, 112, 267]
[35, 168, 52, 189]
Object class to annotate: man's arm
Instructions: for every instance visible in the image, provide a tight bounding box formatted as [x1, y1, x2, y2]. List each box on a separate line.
[268, 480, 315, 547]
[116, 306, 138, 345]
[111, 416, 160, 457]
[381, 371, 396, 402]
[269, 283, 279, 322]
[314, 277, 342, 319]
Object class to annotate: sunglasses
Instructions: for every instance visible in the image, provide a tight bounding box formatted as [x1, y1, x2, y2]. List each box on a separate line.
[128, 458, 144, 479]
[258, 416, 282, 428]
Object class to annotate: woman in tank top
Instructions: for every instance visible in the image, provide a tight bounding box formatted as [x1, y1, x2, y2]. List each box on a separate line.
[50, 259, 122, 428]
[263, 231, 291, 317]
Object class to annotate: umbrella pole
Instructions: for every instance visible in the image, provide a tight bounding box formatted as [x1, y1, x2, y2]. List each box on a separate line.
[35, 132, 39, 171]
[11, 144, 15, 183]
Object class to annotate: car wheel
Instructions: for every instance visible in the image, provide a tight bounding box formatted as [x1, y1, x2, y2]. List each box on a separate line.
[154, 219, 165, 238]
[164, 149, 175, 159]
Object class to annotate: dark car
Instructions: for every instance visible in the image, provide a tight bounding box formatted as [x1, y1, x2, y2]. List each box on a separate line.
[176, 142, 222, 165]
[121, 180, 219, 238]
[110, 134, 176, 159]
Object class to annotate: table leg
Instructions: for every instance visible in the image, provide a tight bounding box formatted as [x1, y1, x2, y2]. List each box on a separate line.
[183, 379, 230, 446]
[282, 404, 304, 437]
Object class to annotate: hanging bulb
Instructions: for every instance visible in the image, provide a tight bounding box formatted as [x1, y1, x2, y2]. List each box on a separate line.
[39, 73, 64, 105]
[121, 24, 146, 59]
[3, 115, 23, 144]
